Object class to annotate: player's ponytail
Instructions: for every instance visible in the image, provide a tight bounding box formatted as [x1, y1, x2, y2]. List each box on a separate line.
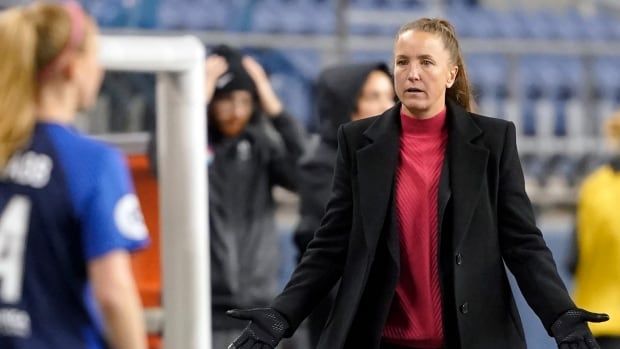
[0, 3, 82, 168]
[0, 7, 38, 168]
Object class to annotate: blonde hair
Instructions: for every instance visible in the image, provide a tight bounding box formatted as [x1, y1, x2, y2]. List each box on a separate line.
[396, 18, 474, 112]
[0, 3, 89, 167]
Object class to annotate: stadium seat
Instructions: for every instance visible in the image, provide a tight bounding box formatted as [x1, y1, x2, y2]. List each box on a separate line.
[88, 0, 128, 27]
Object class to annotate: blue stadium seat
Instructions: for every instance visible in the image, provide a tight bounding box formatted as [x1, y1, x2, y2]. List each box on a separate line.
[467, 55, 509, 118]
[157, 0, 181, 29]
[599, 13, 620, 41]
[519, 11, 554, 39]
[518, 56, 555, 136]
[160, 0, 230, 30]
[445, 7, 475, 38]
[350, 51, 392, 66]
[550, 11, 584, 40]
[252, 2, 286, 33]
[184, 1, 228, 30]
[88, 0, 128, 27]
[594, 58, 620, 96]
[493, 10, 526, 38]
[349, 0, 390, 9]
[467, 9, 501, 38]
[278, 2, 311, 34]
[306, 2, 336, 34]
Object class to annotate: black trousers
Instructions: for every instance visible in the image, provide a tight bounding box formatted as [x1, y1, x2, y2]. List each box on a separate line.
[597, 336, 620, 349]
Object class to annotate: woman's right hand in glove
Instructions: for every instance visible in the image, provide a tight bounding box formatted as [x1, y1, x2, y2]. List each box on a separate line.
[226, 308, 290, 349]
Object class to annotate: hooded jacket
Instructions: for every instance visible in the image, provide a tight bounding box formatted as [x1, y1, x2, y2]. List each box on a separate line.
[294, 62, 391, 251]
[209, 112, 305, 330]
[206, 45, 306, 329]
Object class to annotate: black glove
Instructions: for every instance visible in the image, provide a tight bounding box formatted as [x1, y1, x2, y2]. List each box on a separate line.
[550, 308, 609, 349]
[226, 308, 290, 349]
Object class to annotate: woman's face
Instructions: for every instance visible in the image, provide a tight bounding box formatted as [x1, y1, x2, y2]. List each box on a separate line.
[351, 70, 395, 121]
[393, 30, 458, 118]
[211, 90, 254, 137]
[73, 20, 104, 111]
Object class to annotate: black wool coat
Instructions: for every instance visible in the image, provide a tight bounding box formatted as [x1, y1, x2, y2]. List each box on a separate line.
[272, 100, 575, 349]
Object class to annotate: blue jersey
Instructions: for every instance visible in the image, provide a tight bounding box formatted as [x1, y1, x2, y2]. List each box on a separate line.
[0, 122, 149, 349]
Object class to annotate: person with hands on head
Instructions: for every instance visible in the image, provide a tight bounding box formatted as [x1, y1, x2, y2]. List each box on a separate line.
[0, 2, 148, 349]
[227, 18, 608, 349]
[204, 45, 305, 349]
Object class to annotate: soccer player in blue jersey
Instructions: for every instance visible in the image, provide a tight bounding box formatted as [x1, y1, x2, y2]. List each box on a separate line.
[0, 2, 148, 349]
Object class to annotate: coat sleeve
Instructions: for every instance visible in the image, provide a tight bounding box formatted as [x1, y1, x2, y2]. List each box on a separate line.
[266, 111, 306, 192]
[497, 122, 575, 333]
[294, 152, 335, 254]
[271, 125, 353, 335]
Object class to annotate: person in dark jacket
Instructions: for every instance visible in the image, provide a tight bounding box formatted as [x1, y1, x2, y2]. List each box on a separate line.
[294, 62, 395, 348]
[204, 45, 306, 348]
[227, 18, 608, 349]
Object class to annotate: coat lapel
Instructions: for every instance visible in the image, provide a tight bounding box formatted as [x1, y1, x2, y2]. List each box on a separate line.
[438, 157, 451, 234]
[357, 106, 401, 258]
[356, 101, 489, 261]
[446, 100, 489, 249]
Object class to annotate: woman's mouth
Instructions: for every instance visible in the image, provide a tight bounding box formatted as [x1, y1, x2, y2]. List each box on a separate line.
[404, 87, 424, 94]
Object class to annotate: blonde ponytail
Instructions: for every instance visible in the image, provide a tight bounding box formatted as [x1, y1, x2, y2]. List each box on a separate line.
[0, 3, 78, 168]
[0, 7, 38, 167]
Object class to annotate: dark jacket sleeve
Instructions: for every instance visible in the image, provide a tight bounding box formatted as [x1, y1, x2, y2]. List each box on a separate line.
[497, 122, 575, 332]
[294, 148, 336, 254]
[271, 126, 352, 334]
[267, 111, 306, 191]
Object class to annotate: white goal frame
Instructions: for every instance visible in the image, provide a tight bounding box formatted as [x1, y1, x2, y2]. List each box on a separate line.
[100, 35, 210, 349]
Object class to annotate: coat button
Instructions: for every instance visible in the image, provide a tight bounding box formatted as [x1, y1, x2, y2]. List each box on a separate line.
[460, 302, 469, 314]
[455, 253, 463, 265]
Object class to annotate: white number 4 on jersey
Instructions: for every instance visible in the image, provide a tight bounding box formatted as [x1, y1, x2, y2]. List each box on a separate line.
[0, 196, 31, 304]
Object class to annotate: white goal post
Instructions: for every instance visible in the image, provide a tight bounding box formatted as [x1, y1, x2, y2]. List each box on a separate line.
[100, 35, 210, 349]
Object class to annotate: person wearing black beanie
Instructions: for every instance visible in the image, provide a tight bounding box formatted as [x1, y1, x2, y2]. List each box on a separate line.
[205, 46, 306, 348]
[207, 45, 258, 103]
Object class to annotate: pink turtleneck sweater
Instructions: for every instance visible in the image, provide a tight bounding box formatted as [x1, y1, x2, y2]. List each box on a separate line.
[382, 108, 448, 349]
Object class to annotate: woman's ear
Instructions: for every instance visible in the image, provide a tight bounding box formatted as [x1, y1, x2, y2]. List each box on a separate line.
[446, 65, 458, 88]
[62, 56, 80, 82]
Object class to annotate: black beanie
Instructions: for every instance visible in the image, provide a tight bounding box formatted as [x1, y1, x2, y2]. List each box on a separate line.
[210, 45, 257, 99]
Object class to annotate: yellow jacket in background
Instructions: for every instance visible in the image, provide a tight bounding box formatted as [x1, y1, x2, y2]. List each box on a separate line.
[574, 165, 620, 337]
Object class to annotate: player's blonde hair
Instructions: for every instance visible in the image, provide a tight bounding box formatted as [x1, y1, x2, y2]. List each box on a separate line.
[0, 2, 92, 167]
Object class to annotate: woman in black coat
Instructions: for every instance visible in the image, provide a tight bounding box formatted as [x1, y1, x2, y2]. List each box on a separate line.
[227, 18, 608, 349]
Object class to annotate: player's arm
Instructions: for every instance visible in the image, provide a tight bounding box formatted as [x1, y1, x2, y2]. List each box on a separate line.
[89, 250, 146, 349]
[78, 148, 150, 349]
